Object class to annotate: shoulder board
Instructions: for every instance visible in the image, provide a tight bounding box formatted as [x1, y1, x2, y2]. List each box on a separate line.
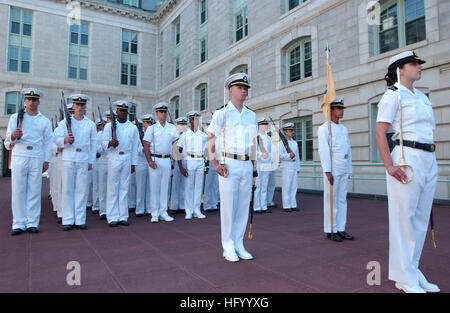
[388, 86, 398, 91]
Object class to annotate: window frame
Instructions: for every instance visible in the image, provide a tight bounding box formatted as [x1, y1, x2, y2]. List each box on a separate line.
[286, 38, 312, 83]
[171, 97, 180, 119]
[68, 21, 89, 80]
[199, 37, 208, 63]
[373, 0, 426, 55]
[4, 91, 20, 115]
[286, 0, 308, 12]
[197, 84, 208, 112]
[121, 29, 138, 86]
[287, 115, 313, 162]
[200, 0, 208, 25]
[234, 6, 248, 43]
[8, 7, 32, 73]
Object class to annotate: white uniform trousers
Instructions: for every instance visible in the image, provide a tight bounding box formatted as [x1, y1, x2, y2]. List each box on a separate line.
[92, 161, 99, 211]
[387, 146, 437, 287]
[149, 157, 171, 218]
[96, 162, 108, 217]
[170, 160, 186, 212]
[128, 171, 136, 209]
[86, 168, 93, 207]
[61, 160, 89, 226]
[266, 170, 276, 205]
[281, 168, 298, 209]
[204, 167, 219, 210]
[219, 159, 252, 255]
[135, 162, 150, 215]
[106, 158, 131, 223]
[48, 159, 56, 212]
[11, 156, 43, 230]
[184, 159, 204, 216]
[323, 173, 348, 233]
[253, 169, 270, 212]
[51, 155, 63, 218]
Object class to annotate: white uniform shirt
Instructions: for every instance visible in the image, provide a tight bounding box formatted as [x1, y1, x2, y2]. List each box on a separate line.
[318, 121, 352, 175]
[279, 139, 300, 171]
[6, 112, 53, 162]
[377, 82, 435, 144]
[208, 101, 257, 157]
[143, 121, 179, 155]
[95, 130, 108, 165]
[177, 128, 207, 160]
[102, 120, 139, 166]
[54, 116, 97, 164]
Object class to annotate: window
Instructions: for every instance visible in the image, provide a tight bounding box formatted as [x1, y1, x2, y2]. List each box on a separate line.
[5, 92, 20, 115]
[175, 21, 180, 46]
[68, 22, 89, 80]
[123, 0, 139, 7]
[128, 103, 137, 121]
[199, 37, 207, 63]
[175, 56, 180, 78]
[121, 30, 138, 86]
[171, 97, 180, 119]
[287, 116, 313, 162]
[230, 64, 248, 74]
[286, 38, 312, 83]
[200, 0, 208, 24]
[8, 7, 32, 73]
[196, 84, 208, 112]
[234, 7, 248, 42]
[287, 0, 308, 11]
[372, 0, 425, 55]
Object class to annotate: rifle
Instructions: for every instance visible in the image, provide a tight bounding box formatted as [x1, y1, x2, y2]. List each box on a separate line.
[97, 106, 105, 129]
[108, 97, 117, 141]
[59, 101, 64, 122]
[17, 93, 24, 129]
[268, 117, 293, 155]
[133, 114, 145, 146]
[91, 111, 96, 123]
[61, 91, 72, 135]
[51, 117, 55, 131]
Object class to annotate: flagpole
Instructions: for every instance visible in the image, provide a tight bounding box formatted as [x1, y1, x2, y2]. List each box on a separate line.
[326, 43, 334, 235]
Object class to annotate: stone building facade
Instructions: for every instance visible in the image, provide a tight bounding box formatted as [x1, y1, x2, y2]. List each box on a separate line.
[1, 0, 449, 199]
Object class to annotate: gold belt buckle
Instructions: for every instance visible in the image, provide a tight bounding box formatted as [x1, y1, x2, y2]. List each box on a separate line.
[430, 144, 436, 152]
[161, 154, 166, 158]
[240, 155, 246, 161]
[26, 146, 33, 150]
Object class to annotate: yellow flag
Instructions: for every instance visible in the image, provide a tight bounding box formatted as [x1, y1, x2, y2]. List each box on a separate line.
[321, 59, 336, 119]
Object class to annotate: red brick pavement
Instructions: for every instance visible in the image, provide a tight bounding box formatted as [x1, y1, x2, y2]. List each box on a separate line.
[0, 177, 448, 293]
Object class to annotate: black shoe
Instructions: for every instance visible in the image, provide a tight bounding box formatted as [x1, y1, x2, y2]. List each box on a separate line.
[254, 210, 262, 214]
[92, 210, 99, 215]
[86, 206, 92, 211]
[63, 225, 73, 231]
[337, 231, 354, 240]
[109, 222, 118, 227]
[77, 224, 87, 230]
[57, 217, 62, 224]
[11, 228, 25, 236]
[284, 209, 292, 212]
[136, 213, 144, 218]
[326, 233, 343, 242]
[119, 221, 129, 226]
[128, 207, 136, 213]
[145, 212, 151, 216]
[291, 207, 299, 211]
[99, 215, 106, 220]
[26, 227, 39, 233]
[264, 209, 272, 213]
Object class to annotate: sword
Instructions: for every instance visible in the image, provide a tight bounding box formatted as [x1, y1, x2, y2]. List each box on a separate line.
[61, 91, 72, 135]
[431, 209, 437, 249]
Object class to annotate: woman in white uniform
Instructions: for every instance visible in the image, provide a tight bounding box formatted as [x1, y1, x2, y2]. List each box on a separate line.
[376, 51, 439, 293]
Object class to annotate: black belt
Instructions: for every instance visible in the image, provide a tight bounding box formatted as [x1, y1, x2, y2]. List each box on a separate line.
[395, 140, 436, 152]
[188, 154, 204, 159]
[224, 152, 250, 161]
[151, 154, 170, 159]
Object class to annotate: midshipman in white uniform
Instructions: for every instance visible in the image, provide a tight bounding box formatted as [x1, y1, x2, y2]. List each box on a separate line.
[253, 117, 271, 214]
[143, 103, 179, 223]
[207, 73, 257, 262]
[6, 88, 52, 235]
[102, 100, 139, 227]
[376, 51, 439, 293]
[54, 94, 97, 231]
[177, 111, 208, 219]
[318, 97, 354, 242]
[278, 123, 300, 212]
